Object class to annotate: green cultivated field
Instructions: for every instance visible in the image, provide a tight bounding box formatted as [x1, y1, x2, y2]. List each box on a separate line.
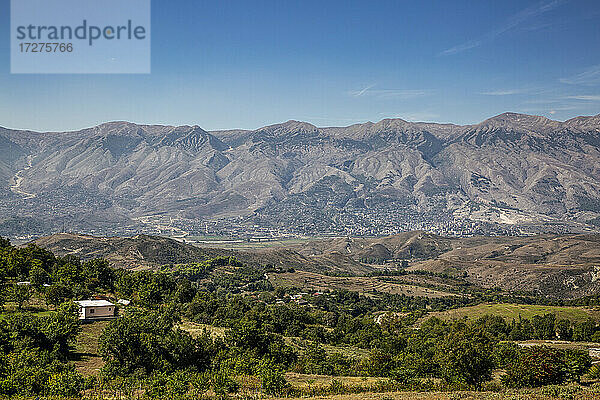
[191, 236, 325, 250]
[428, 303, 600, 323]
[72, 320, 110, 375]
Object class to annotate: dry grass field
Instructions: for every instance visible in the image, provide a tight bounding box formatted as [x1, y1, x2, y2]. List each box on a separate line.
[426, 303, 600, 323]
[72, 320, 109, 376]
[178, 320, 228, 338]
[269, 270, 455, 297]
[273, 390, 600, 400]
[285, 373, 386, 388]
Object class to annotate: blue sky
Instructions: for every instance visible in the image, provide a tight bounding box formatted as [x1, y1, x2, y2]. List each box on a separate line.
[0, 0, 599, 131]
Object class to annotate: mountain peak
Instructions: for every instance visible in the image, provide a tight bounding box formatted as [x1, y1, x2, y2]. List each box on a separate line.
[279, 120, 319, 130]
[483, 112, 554, 123]
[255, 120, 319, 136]
[479, 112, 560, 132]
[564, 113, 600, 130]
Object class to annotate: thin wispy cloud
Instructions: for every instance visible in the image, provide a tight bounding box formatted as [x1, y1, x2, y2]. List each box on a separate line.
[440, 0, 565, 56]
[481, 89, 528, 96]
[352, 84, 376, 97]
[565, 95, 600, 101]
[374, 89, 431, 100]
[523, 8, 600, 32]
[523, 98, 559, 104]
[440, 41, 482, 56]
[560, 65, 600, 86]
[546, 107, 583, 115]
[350, 85, 431, 99]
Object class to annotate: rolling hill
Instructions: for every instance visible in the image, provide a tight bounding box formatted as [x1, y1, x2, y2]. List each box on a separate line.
[30, 231, 600, 299]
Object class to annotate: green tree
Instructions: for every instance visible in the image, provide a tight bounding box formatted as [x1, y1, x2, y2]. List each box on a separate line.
[172, 279, 196, 304]
[145, 370, 190, 398]
[362, 348, 393, 377]
[82, 259, 117, 291]
[212, 369, 239, 397]
[99, 308, 213, 377]
[258, 359, 289, 396]
[54, 256, 83, 285]
[42, 302, 81, 357]
[0, 349, 56, 395]
[0, 307, 81, 396]
[436, 324, 495, 388]
[390, 352, 423, 386]
[563, 349, 592, 383]
[29, 261, 50, 288]
[45, 284, 73, 307]
[7, 284, 31, 309]
[476, 315, 509, 340]
[492, 342, 519, 369]
[573, 318, 596, 342]
[531, 314, 556, 340]
[555, 319, 573, 341]
[46, 369, 84, 397]
[502, 346, 566, 388]
[224, 320, 296, 368]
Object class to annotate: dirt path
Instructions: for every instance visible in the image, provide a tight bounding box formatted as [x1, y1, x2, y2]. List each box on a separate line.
[10, 155, 36, 199]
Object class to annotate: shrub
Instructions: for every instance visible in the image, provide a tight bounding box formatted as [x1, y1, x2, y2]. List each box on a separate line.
[502, 346, 565, 388]
[539, 382, 584, 400]
[258, 360, 289, 396]
[328, 378, 344, 395]
[212, 369, 239, 397]
[493, 342, 519, 369]
[435, 324, 495, 388]
[46, 369, 84, 397]
[145, 370, 190, 399]
[389, 352, 422, 386]
[562, 349, 592, 383]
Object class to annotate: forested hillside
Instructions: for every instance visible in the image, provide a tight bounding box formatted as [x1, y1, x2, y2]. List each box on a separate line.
[32, 232, 600, 299]
[3, 236, 600, 398]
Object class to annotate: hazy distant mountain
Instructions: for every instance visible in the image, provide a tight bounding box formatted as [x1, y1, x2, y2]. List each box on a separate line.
[1, 112, 600, 236]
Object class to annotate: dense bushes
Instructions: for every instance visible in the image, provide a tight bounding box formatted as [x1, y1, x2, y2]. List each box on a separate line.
[98, 308, 298, 396]
[0, 302, 83, 396]
[1, 236, 599, 397]
[294, 343, 355, 376]
[0, 241, 119, 310]
[99, 307, 215, 377]
[435, 323, 495, 388]
[289, 316, 594, 388]
[258, 360, 290, 396]
[502, 346, 592, 388]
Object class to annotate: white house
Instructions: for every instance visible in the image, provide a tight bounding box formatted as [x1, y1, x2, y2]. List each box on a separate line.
[75, 300, 116, 320]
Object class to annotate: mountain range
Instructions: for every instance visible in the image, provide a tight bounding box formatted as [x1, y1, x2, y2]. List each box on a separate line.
[2, 112, 600, 237]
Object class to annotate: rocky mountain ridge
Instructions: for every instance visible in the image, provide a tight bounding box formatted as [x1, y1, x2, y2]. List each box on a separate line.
[1, 112, 600, 236]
